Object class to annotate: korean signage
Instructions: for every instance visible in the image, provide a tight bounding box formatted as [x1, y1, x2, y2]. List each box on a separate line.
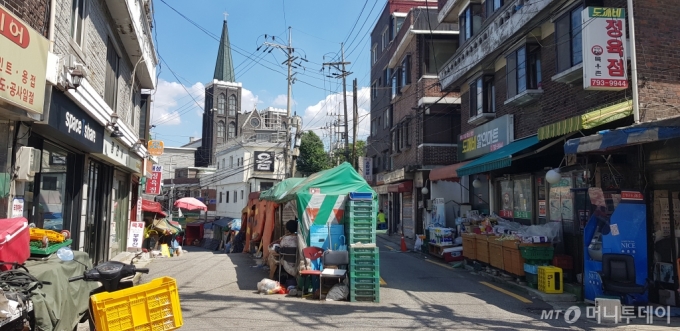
[0, 5, 49, 115]
[127, 221, 145, 250]
[383, 168, 413, 184]
[145, 164, 162, 195]
[582, 7, 628, 91]
[458, 115, 514, 161]
[11, 198, 23, 218]
[358, 157, 373, 181]
[254, 151, 274, 172]
[103, 132, 129, 168]
[147, 140, 164, 156]
[48, 90, 104, 152]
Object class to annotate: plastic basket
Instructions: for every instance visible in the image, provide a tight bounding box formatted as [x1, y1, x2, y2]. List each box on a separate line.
[90, 277, 183, 331]
[538, 266, 563, 294]
[30, 239, 72, 256]
[350, 269, 380, 278]
[349, 264, 379, 272]
[350, 288, 379, 297]
[519, 246, 554, 261]
[349, 247, 380, 255]
[349, 292, 380, 302]
[348, 192, 373, 200]
[552, 254, 574, 270]
[350, 275, 380, 286]
[523, 262, 549, 274]
[347, 233, 376, 244]
[350, 282, 380, 291]
[347, 228, 376, 236]
[346, 210, 375, 218]
[349, 258, 379, 267]
[29, 228, 65, 243]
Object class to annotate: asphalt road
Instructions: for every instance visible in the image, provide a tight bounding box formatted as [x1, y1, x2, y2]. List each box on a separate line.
[140, 236, 677, 330]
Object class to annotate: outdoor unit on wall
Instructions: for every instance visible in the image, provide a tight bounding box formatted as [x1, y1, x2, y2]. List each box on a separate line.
[15, 147, 41, 181]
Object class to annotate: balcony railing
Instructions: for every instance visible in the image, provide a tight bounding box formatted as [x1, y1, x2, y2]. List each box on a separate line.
[438, 0, 555, 90]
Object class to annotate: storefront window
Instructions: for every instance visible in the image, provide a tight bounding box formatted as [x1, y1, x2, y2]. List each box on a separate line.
[499, 180, 514, 219]
[513, 177, 532, 221]
[549, 175, 573, 222]
[36, 143, 69, 230]
[470, 178, 489, 215]
[497, 177, 534, 224]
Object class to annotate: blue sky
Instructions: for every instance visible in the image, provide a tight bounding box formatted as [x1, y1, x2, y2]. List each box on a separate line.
[150, 0, 380, 147]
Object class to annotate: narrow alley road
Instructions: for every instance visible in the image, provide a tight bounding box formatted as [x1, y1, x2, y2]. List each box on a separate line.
[142, 237, 671, 330]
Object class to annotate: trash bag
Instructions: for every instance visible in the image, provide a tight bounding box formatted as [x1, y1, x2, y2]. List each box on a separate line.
[414, 236, 423, 250]
[325, 283, 349, 301]
[257, 278, 283, 294]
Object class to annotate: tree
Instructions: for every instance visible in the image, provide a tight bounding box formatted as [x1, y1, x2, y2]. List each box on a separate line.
[330, 140, 366, 167]
[296, 131, 330, 175]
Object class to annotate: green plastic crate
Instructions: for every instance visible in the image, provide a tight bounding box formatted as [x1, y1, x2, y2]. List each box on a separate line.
[347, 222, 374, 230]
[30, 239, 73, 256]
[350, 275, 380, 284]
[346, 200, 376, 207]
[349, 247, 380, 255]
[350, 269, 380, 278]
[519, 246, 554, 261]
[349, 258, 379, 267]
[350, 282, 380, 292]
[525, 271, 538, 289]
[349, 264, 379, 273]
[350, 288, 379, 298]
[349, 292, 380, 302]
[345, 210, 375, 218]
[347, 232, 376, 244]
[347, 228, 376, 236]
[349, 251, 379, 260]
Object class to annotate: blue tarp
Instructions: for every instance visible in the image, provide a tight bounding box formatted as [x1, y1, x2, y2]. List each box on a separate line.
[565, 119, 680, 154]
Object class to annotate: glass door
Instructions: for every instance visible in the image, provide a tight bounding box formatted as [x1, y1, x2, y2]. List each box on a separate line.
[109, 171, 129, 259]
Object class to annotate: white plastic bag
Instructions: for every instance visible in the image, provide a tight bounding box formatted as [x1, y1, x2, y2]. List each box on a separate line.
[325, 283, 349, 301]
[257, 278, 282, 294]
[414, 236, 423, 250]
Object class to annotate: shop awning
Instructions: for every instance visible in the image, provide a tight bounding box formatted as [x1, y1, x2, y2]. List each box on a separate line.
[429, 161, 472, 182]
[564, 116, 680, 154]
[141, 199, 167, 217]
[537, 101, 633, 141]
[456, 136, 541, 177]
[388, 181, 413, 193]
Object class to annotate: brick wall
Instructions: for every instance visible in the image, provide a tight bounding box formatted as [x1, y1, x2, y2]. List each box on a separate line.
[0, 0, 49, 37]
[634, 0, 680, 121]
[52, 0, 141, 132]
[422, 145, 457, 165]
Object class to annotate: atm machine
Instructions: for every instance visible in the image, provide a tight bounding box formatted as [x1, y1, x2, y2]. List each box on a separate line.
[583, 188, 648, 304]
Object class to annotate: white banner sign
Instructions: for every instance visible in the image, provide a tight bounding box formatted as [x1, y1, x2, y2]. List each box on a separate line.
[127, 221, 145, 250]
[582, 7, 628, 91]
[358, 157, 373, 181]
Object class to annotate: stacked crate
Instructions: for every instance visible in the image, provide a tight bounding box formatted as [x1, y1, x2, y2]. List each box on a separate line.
[345, 195, 380, 302]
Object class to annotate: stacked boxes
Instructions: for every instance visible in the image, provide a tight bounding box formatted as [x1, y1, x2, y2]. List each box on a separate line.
[345, 195, 380, 302]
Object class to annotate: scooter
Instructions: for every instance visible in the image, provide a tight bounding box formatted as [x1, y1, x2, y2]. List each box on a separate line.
[56, 247, 149, 330]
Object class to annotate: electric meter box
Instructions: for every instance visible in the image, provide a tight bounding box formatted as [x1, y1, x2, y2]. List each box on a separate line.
[15, 147, 41, 181]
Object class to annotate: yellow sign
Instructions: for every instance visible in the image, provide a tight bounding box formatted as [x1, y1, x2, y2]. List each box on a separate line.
[0, 4, 49, 115]
[147, 140, 164, 156]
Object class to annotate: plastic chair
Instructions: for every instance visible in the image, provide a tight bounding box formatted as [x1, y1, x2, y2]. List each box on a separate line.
[299, 247, 324, 296]
[277, 246, 298, 284]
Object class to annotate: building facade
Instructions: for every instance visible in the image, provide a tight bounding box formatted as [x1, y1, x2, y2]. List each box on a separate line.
[2, 0, 157, 264]
[207, 107, 288, 219]
[368, 1, 461, 239]
[435, 0, 680, 305]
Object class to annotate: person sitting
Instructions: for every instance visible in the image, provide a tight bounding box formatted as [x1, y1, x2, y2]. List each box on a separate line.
[267, 220, 299, 280]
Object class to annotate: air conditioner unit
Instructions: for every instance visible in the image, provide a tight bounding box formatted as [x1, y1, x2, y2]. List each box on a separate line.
[15, 147, 41, 181]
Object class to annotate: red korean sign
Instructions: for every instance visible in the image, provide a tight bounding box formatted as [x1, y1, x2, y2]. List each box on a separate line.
[582, 7, 628, 91]
[145, 164, 162, 195]
[0, 4, 49, 115]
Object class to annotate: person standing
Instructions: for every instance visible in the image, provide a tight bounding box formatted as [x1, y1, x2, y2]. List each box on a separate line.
[377, 209, 387, 230]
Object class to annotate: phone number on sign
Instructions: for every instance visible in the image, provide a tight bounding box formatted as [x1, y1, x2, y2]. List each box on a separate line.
[590, 79, 628, 88]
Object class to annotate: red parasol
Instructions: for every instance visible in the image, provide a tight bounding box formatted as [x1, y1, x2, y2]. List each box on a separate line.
[173, 197, 208, 211]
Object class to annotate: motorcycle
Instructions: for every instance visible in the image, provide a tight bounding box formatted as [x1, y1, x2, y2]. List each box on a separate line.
[56, 247, 149, 330]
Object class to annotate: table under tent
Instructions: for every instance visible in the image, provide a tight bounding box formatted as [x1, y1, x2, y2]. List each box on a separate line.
[257, 162, 381, 302]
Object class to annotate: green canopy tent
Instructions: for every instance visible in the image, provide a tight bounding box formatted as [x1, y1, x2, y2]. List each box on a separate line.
[259, 177, 305, 201]
[260, 162, 376, 245]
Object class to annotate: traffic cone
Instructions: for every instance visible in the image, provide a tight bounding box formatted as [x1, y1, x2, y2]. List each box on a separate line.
[400, 235, 408, 252]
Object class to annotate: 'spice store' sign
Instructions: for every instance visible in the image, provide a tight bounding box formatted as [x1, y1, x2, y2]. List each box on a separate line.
[48, 89, 104, 152]
[254, 151, 274, 172]
[582, 7, 628, 91]
[458, 115, 514, 161]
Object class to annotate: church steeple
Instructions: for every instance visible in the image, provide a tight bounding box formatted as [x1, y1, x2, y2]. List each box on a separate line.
[213, 18, 235, 82]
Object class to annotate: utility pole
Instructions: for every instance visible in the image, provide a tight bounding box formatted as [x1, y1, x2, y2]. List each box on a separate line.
[260, 27, 304, 178]
[323, 43, 351, 163]
[352, 78, 358, 169]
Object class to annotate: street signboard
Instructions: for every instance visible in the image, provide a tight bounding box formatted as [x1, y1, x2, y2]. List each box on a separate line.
[145, 165, 162, 195]
[582, 7, 628, 91]
[254, 151, 274, 172]
[458, 115, 514, 161]
[127, 221, 145, 250]
[147, 140, 164, 156]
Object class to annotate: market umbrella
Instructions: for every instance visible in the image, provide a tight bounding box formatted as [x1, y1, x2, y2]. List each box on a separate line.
[173, 197, 207, 211]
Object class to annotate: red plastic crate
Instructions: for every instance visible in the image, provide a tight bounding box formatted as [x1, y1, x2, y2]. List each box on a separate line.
[552, 254, 573, 270]
[0, 218, 30, 270]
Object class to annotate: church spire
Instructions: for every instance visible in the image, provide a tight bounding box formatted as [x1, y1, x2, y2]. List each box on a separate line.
[213, 17, 235, 82]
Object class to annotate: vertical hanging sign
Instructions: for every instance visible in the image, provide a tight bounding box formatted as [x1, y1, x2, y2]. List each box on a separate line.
[145, 165, 162, 195]
[582, 7, 628, 90]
